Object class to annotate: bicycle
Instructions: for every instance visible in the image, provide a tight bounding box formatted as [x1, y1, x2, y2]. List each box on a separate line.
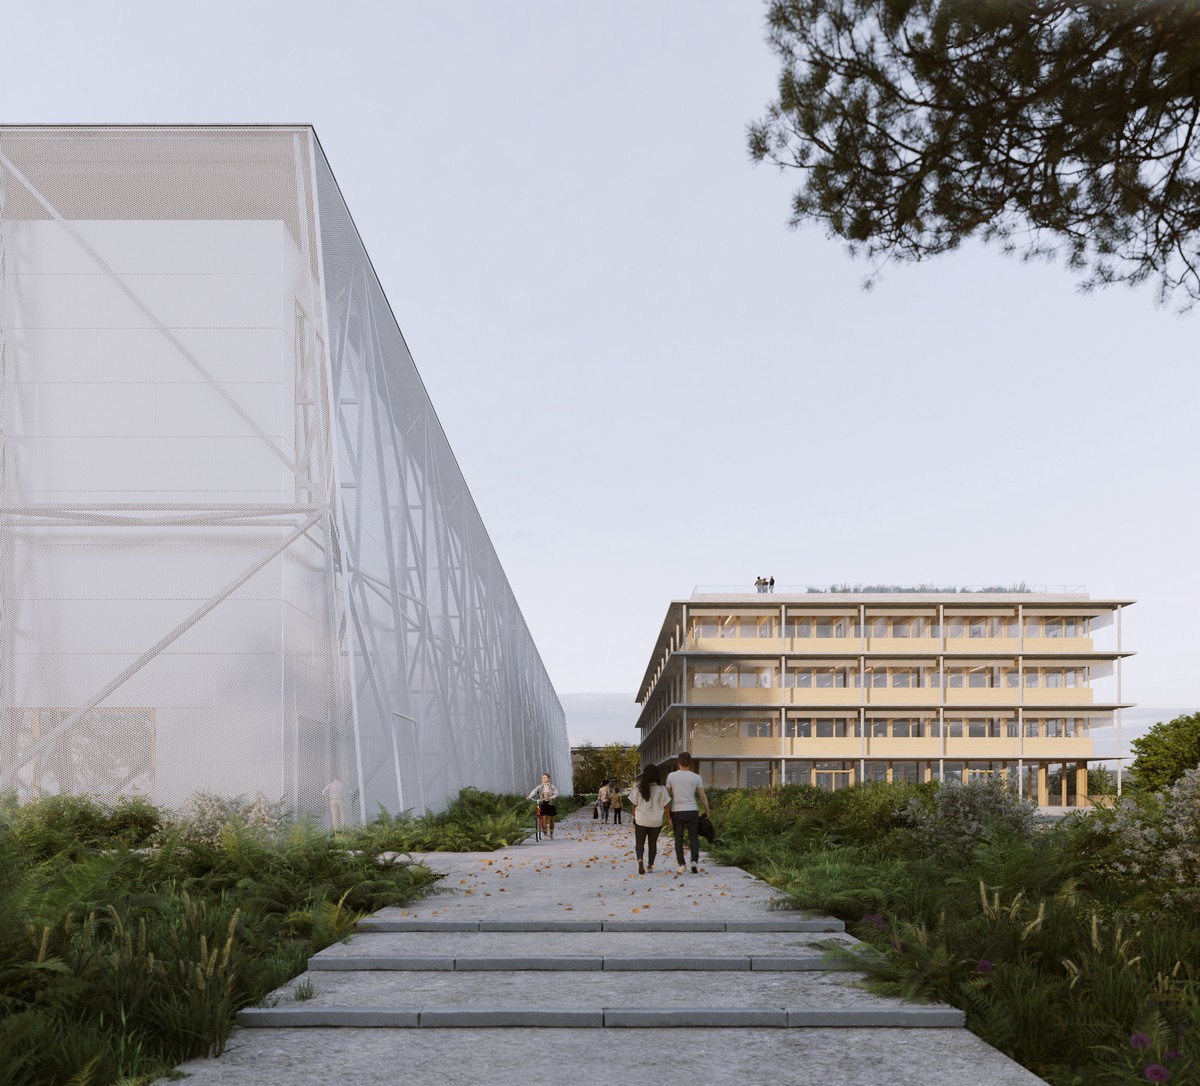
[532, 801, 544, 842]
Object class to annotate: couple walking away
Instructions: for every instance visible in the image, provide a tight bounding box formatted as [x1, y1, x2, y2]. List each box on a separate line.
[628, 751, 709, 875]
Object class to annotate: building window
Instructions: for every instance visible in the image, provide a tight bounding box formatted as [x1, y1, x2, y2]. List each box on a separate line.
[740, 719, 773, 738]
[967, 666, 991, 688]
[782, 760, 812, 784]
[742, 762, 772, 787]
[814, 761, 854, 791]
[788, 667, 813, 688]
[705, 761, 737, 789]
[785, 718, 812, 738]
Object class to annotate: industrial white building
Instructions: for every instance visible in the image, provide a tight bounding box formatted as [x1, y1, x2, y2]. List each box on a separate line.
[0, 125, 569, 822]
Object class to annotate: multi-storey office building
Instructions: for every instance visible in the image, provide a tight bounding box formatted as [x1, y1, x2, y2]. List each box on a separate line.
[636, 588, 1132, 807]
[0, 125, 570, 820]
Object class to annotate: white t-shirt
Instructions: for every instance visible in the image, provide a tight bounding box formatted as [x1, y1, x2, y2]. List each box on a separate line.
[629, 783, 670, 827]
[665, 769, 704, 812]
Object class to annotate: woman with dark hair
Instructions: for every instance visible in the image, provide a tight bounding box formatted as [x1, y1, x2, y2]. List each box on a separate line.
[628, 763, 670, 874]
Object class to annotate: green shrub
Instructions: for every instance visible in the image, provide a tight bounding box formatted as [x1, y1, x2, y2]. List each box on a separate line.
[706, 780, 1200, 1086]
[350, 787, 543, 852]
[0, 793, 442, 1086]
[903, 776, 1036, 861]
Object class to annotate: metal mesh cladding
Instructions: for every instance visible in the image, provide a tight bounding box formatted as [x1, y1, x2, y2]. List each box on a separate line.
[0, 125, 568, 823]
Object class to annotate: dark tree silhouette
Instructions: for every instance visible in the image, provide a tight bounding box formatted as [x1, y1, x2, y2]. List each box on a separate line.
[749, 0, 1200, 305]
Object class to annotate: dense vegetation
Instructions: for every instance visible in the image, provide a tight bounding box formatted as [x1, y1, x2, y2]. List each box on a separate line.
[571, 742, 642, 793]
[0, 787, 550, 1086]
[708, 774, 1200, 1085]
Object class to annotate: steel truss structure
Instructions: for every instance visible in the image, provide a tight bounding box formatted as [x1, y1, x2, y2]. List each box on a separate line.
[0, 126, 569, 822]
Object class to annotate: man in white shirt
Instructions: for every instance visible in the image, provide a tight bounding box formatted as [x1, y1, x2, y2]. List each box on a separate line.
[664, 751, 709, 874]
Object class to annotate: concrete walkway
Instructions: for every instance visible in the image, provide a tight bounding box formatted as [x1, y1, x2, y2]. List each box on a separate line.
[165, 809, 1046, 1085]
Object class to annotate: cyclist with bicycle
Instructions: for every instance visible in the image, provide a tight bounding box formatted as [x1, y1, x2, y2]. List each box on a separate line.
[526, 773, 559, 840]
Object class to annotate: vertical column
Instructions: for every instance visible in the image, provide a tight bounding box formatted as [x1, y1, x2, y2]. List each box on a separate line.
[859, 705, 866, 785]
[1037, 763, 1048, 807]
[1017, 705, 1025, 799]
[1116, 603, 1124, 796]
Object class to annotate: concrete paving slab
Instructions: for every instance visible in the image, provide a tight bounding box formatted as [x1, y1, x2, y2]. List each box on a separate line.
[452, 955, 603, 970]
[786, 1007, 966, 1028]
[236, 1008, 420, 1028]
[418, 1008, 602, 1028]
[604, 1007, 788, 1027]
[599, 956, 753, 971]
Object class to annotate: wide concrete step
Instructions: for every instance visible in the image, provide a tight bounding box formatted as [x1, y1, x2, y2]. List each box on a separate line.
[311, 928, 856, 960]
[309, 953, 850, 971]
[237, 965, 963, 1031]
[356, 917, 844, 932]
[237, 1005, 964, 1029]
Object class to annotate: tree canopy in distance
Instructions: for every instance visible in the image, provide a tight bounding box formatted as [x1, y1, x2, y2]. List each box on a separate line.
[1130, 710, 1200, 791]
[749, 0, 1200, 306]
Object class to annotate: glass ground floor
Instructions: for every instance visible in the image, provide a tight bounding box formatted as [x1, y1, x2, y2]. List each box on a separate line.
[683, 757, 1099, 807]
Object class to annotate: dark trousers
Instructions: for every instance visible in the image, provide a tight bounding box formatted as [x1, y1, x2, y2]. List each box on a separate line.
[673, 810, 700, 865]
[634, 823, 661, 867]
[612, 805, 622, 824]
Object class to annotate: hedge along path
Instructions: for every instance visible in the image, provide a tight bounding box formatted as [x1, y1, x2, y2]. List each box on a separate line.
[162, 809, 1046, 1086]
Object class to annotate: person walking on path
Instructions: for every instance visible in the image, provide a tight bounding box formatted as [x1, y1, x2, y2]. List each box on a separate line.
[526, 773, 559, 839]
[628, 763, 670, 874]
[597, 780, 611, 823]
[322, 776, 345, 830]
[665, 752, 709, 874]
[609, 781, 625, 824]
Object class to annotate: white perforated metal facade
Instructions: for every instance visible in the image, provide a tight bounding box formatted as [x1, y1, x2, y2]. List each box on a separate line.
[0, 125, 569, 821]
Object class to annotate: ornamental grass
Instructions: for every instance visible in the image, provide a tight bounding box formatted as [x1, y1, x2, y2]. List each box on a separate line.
[708, 774, 1200, 1085]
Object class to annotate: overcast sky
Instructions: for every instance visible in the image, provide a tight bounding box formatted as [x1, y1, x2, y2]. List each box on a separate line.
[7, 1, 1197, 751]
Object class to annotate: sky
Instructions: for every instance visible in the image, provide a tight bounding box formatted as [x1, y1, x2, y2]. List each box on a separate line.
[6, 1, 1197, 753]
